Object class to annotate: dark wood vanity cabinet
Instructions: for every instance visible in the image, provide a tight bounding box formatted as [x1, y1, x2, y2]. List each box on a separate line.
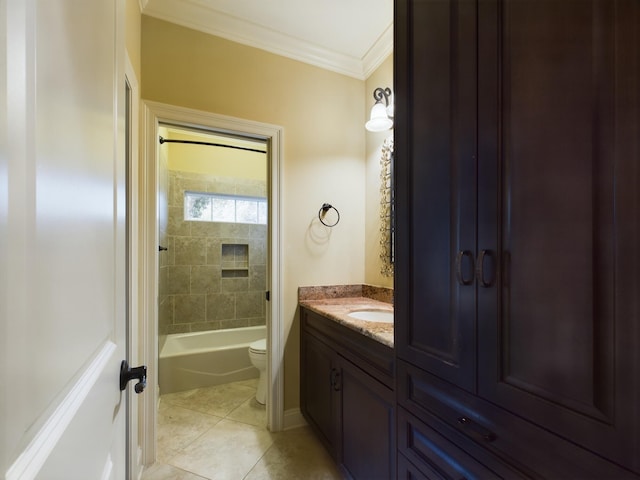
[300, 307, 395, 480]
[395, 0, 640, 478]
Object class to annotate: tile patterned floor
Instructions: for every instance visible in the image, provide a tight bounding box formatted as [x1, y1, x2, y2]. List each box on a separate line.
[142, 379, 343, 480]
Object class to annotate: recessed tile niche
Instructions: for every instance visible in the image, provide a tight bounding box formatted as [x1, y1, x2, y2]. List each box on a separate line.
[221, 244, 249, 278]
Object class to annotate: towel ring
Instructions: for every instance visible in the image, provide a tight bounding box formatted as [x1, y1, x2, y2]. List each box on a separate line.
[318, 203, 340, 227]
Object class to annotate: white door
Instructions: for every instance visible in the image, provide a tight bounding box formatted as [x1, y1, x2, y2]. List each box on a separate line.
[1, 1, 131, 479]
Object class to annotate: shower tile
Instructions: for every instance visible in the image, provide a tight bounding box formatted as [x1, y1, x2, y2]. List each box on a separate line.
[178, 178, 208, 195]
[248, 317, 267, 327]
[249, 265, 266, 291]
[218, 222, 251, 239]
[190, 321, 222, 332]
[158, 265, 169, 296]
[168, 174, 181, 208]
[236, 183, 265, 198]
[174, 294, 206, 324]
[190, 266, 221, 294]
[221, 278, 249, 293]
[169, 419, 274, 480]
[158, 296, 174, 335]
[168, 266, 191, 295]
[219, 318, 249, 329]
[190, 221, 217, 238]
[165, 237, 175, 266]
[206, 293, 235, 321]
[167, 323, 191, 334]
[248, 239, 266, 265]
[236, 292, 264, 318]
[208, 179, 236, 195]
[205, 238, 221, 265]
[168, 207, 191, 236]
[174, 237, 206, 265]
[250, 224, 267, 239]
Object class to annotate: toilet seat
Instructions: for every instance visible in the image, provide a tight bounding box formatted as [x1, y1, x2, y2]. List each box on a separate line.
[249, 338, 266, 354]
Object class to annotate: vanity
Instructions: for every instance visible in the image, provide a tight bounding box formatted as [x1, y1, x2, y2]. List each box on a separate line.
[299, 285, 395, 480]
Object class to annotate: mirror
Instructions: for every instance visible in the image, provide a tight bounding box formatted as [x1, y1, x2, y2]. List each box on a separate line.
[379, 137, 394, 277]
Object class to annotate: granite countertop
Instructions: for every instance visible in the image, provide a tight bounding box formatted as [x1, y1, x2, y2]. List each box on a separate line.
[298, 285, 394, 348]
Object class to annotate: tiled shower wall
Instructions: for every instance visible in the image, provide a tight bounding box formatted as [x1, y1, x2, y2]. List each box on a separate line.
[158, 170, 267, 335]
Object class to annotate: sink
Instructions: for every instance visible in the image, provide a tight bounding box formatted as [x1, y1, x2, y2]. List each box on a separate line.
[347, 310, 394, 323]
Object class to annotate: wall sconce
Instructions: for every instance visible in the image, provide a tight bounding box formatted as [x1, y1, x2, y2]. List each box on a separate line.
[366, 87, 394, 132]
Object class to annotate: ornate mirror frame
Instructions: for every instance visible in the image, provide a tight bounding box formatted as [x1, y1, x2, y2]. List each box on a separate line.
[379, 137, 394, 277]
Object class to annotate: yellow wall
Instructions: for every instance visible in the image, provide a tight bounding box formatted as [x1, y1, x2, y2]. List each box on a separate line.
[125, 0, 141, 80]
[165, 130, 266, 180]
[364, 55, 394, 288]
[142, 16, 367, 411]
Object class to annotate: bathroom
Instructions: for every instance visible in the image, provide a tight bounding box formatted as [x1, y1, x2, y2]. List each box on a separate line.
[141, 8, 393, 424]
[156, 125, 270, 398]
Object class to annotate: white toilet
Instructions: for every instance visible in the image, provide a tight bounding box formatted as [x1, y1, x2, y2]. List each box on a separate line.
[248, 338, 267, 404]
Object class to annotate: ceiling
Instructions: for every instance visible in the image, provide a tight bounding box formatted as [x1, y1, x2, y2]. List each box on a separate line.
[141, 0, 393, 80]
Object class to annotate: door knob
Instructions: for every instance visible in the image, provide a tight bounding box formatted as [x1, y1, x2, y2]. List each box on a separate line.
[119, 360, 147, 394]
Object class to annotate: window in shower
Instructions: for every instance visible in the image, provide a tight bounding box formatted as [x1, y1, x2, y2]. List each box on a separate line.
[184, 191, 267, 224]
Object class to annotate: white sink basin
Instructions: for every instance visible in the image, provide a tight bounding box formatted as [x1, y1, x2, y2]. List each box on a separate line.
[347, 310, 394, 323]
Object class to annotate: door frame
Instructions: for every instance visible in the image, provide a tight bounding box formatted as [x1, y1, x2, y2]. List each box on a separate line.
[140, 100, 284, 464]
[124, 53, 143, 479]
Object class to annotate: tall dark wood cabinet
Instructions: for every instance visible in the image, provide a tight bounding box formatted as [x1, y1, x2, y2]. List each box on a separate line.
[394, 0, 640, 478]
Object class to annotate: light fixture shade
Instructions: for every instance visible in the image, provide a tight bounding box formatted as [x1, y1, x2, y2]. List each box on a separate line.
[366, 102, 393, 132]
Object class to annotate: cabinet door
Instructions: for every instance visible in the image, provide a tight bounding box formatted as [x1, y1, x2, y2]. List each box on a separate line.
[477, 0, 640, 472]
[340, 358, 395, 480]
[300, 330, 340, 457]
[395, 0, 478, 392]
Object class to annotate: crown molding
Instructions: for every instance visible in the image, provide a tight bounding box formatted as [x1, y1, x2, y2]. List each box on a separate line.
[362, 24, 394, 80]
[142, 0, 392, 80]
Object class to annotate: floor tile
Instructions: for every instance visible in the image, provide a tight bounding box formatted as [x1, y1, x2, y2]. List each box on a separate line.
[244, 426, 343, 480]
[144, 380, 342, 480]
[156, 402, 223, 462]
[142, 463, 209, 480]
[169, 418, 275, 480]
[226, 396, 267, 428]
[163, 383, 256, 418]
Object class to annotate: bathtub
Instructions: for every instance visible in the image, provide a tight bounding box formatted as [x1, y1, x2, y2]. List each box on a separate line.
[159, 325, 266, 394]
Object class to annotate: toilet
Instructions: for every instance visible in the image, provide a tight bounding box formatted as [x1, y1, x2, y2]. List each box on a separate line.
[248, 338, 267, 404]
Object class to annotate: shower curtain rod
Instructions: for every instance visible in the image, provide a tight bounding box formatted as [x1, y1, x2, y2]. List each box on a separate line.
[159, 136, 266, 154]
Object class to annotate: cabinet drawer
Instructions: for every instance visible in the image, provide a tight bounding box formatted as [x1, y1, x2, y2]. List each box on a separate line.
[397, 360, 637, 479]
[398, 408, 505, 480]
[398, 453, 441, 480]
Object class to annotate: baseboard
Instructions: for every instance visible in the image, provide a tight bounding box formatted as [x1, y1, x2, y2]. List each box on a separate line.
[283, 408, 307, 430]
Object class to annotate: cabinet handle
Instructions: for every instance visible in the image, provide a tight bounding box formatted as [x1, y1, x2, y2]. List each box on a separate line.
[476, 250, 494, 288]
[455, 250, 475, 286]
[457, 416, 497, 442]
[330, 368, 341, 391]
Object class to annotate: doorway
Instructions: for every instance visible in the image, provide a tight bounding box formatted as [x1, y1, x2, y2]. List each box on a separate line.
[140, 101, 284, 465]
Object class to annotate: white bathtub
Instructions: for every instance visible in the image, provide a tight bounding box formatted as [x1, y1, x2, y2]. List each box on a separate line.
[159, 325, 266, 394]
